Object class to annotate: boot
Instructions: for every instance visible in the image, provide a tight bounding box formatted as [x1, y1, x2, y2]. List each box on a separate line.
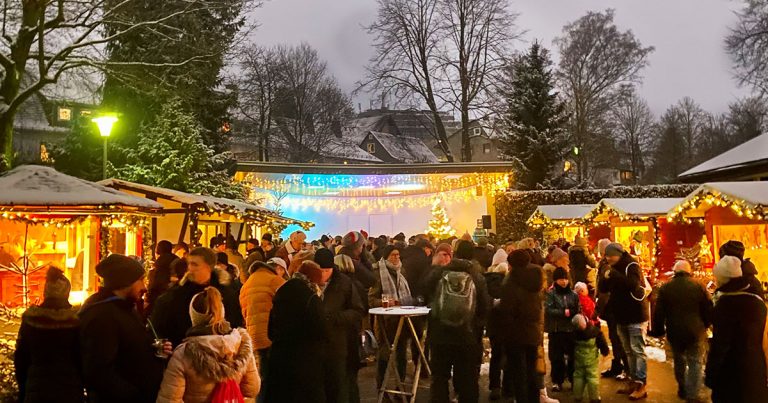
[628, 382, 647, 400]
[617, 380, 635, 395]
[489, 388, 501, 401]
[539, 388, 559, 403]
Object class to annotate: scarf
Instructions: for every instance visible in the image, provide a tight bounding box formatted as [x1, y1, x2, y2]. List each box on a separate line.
[378, 259, 412, 305]
[285, 242, 300, 262]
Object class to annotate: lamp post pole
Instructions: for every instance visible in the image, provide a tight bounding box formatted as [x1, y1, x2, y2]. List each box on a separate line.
[93, 115, 118, 180]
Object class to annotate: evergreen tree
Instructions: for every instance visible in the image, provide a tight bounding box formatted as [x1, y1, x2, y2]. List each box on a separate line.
[427, 199, 456, 238]
[498, 42, 569, 189]
[115, 100, 245, 199]
[50, 118, 107, 182]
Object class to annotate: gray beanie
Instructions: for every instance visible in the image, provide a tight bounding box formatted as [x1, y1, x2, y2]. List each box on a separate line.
[604, 243, 624, 257]
[44, 267, 71, 300]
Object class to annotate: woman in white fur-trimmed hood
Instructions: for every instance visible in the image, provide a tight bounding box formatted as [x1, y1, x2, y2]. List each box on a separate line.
[156, 287, 260, 403]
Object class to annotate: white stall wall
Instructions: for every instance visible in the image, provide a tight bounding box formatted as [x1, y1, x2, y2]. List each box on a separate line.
[279, 195, 488, 239]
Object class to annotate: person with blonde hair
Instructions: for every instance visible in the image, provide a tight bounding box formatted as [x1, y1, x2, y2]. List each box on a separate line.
[157, 287, 259, 403]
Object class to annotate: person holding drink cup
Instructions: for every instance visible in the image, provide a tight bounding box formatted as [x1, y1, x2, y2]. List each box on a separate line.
[368, 245, 413, 389]
[79, 254, 170, 403]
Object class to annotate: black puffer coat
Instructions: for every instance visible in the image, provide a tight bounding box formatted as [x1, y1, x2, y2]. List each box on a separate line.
[265, 276, 327, 403]
[600, 252, 649, 325]
[705, 277, 768, 403]
[499, 263, 544, 347]
[483, 272, 506, 339]
[79, 290, 165, 403]
[321, 270, 364, 371]
[649, 272, 712, 350]
[14, 300, 84, 403]
[545, 284, 581, 333]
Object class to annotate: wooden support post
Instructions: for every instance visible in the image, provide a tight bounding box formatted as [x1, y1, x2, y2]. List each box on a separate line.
[178, 210, 190, 244]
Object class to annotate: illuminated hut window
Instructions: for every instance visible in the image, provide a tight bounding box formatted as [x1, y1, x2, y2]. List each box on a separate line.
[58, 107, 72, 121]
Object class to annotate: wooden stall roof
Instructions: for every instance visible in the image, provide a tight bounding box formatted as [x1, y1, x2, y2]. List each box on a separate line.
[598, 198, 684, 217]
[99, 178, 312, 228]
[669, 181, 768, 220]
[0, 165, 162, 213]
[530, 204, 593, 222]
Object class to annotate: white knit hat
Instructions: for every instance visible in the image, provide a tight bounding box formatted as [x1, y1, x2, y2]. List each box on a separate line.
[673, 260, 692, 274]
[714, 256, 742, 284]
[574, 282, 588, 295]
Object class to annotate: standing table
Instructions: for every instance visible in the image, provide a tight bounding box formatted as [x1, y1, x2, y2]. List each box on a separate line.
[369, 306, 431, 403]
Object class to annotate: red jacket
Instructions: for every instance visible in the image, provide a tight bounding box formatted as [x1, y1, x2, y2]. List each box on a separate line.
[579, 294, 598, 326]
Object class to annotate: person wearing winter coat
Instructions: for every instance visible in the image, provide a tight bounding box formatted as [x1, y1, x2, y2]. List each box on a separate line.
[648, 260, 712, 402]
[595, 240, 628, 380]
[499, 250, 545, 403]
[473, 237, 494, 271]
[705, 256, 768, 403]
[275, 230, 307, 264]
[156, 287, 260, 402]
[264, 266, 327, 403]
[14, 267, 84, 403]
[313, 249, 365, 403]
[571, 314, 609, 403]
[79, 254, 168, 403]
[368, 245, 412, 389]
[719, 240, 765, 299]
[545, 266, 581, 392]
[543, 247, 569, 289]
[239, 260, 286, 396]
[488, 248, 509, 274]
[568, 241, 596, 297]
[422, 240, 490, 403]
[601, 243, 649, 400]
[483, 260, 509, 400]
[216, 252, 242, 294]
[339, 231, 376, 290]
[569, 236, 597, 267]
[147, 240, 180, 312]
[151, 248, 244, 347]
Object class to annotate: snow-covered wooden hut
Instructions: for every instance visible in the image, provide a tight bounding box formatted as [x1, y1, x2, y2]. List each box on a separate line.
[0, 166, 162, 306]
[585, 197, 705, 278]
[527, 204, 594, 244]
[668, 182, 768, 283]
[99, 179, 312, 249]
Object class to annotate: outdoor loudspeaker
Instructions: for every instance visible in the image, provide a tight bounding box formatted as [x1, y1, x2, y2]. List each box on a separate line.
[481, 215, 492, 229]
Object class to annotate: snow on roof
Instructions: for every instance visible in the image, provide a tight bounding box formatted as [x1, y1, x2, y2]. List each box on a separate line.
[680, 133, 768, 178]
[599, 198, 684, 216]
[678, 182, 768, 210]
[367, 131, 439, 163]
[0, 166, 161, 210]
[533, 204, 594, 221]
[324, 138, 383, 163]
[344, 116, 386, 144]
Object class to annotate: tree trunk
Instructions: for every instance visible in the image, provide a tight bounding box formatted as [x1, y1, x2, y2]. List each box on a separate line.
[461, 109, 471, 162]
[0, 111, 16, 171]
[431, 109, 454, 162]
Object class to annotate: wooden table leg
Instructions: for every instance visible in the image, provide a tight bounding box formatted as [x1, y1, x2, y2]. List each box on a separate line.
[378, 315, 408, 403]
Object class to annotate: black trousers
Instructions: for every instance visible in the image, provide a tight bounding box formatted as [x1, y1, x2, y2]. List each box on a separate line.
[488, 336, 511, 393]
[548, 332, 575, 385]
[505, 343, 539, 403]
[429, 342, 481, 403]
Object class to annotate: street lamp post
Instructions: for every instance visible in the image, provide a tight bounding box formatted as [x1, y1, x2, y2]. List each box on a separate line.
[93, 115, 118, 180]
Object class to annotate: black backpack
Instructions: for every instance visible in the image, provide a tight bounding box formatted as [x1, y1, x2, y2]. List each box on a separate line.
[433, 271, 476, 327]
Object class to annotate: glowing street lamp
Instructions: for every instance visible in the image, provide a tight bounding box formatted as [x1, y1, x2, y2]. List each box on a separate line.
[92, 115, 118, 180]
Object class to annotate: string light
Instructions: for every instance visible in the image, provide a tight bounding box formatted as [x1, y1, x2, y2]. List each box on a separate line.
[668, 191, 765, 223]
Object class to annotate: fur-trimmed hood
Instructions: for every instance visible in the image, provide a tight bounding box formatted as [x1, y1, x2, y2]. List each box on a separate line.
[182, 328, 253, 382]
[22, 305, 79, 329]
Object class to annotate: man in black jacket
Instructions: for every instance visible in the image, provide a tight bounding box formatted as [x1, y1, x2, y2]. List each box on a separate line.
[79, 254, 167, 403]
[422, 243, 490, 403]
[601, 243, 649, 400]
[719, 240, 765, 299]
[649, 260, 712, 401]
[146, 240, 179, 311]
[150, 247, 244, 347]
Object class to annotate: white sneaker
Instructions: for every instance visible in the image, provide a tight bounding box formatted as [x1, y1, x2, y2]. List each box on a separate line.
[540, 388, 559, 403]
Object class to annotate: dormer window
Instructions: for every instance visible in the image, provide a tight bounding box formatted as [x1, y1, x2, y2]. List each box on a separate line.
[473, 127, 481, 136]
[58, 107, 72, 121]
[366, 143, 376, 153]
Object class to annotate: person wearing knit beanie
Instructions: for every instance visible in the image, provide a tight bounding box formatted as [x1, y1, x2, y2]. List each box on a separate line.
[672, 260, 692, 274]
[44, 266, 72, 302]
[550, 247, 569, 266]
[718, 240, 745, 261]
[604, 243, 624, 258]
[313, 248, 336, 269]
[96, 254, 146, 291]
[507, 249, 531, 269]
[553, 266, 569, 282]
[713, 256, 742, 286]
[342, 231, 365, 249]
[454, 240, 475, 260]
[432, 243, 453, 266]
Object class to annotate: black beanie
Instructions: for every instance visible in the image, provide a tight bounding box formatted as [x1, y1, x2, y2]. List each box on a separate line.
[380, 245, 399, 260]
[96, 254, 145, 290]
[455, 240, 474, 260]
[314, 248, 336, 269]
[553, 266, 569, 281]
[719, 240, 745, 261]
[508, 249, 531, 268]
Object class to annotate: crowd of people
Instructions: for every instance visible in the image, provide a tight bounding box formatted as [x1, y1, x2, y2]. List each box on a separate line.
[11, 228, 768, 403]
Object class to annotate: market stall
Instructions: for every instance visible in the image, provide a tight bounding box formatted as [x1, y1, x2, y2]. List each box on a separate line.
[100, 179, 312, 249]
[584, 197, 704, 279]
[527, 204, 598, 245]
[668, 182, 768, 282]
[0, 166, 162, 306]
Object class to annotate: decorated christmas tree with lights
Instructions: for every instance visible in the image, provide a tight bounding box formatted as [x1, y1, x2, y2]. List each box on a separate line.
[427, 198, 456, 238]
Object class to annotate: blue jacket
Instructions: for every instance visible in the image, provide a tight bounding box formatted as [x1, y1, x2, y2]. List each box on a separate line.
[545, 284, 580, 333]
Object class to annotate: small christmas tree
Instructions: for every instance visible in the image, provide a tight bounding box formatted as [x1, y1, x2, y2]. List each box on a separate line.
[427, 198, 456, 238]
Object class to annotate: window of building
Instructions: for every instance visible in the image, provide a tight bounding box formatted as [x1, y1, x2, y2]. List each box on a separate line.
[366, 143, 376, 153]
[473, 127, 482, 136]
[39, 143, 50, 163]
[483, 143, 491, 154]
[58, 107, 72, 121]
[621, 171, 633, 181]
[79, 110, 92, 117]
[564, 160, 573, 172]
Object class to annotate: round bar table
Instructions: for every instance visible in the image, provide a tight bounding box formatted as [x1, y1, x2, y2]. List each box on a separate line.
[369, 306, 431, 403]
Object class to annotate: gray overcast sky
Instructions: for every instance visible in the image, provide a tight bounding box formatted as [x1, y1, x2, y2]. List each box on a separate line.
[249, 0, 751, 115]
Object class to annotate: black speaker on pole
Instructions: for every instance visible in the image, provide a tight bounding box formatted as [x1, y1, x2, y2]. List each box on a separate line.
[481, 215, 492, 229]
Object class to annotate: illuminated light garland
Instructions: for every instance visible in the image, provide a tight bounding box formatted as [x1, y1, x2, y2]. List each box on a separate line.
[252, 185, 490, 214]
[668, 191, 766, 223]
[243, 172, 511, 198]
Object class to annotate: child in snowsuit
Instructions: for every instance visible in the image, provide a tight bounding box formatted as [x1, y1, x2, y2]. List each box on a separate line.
[572, 311, 609, 402]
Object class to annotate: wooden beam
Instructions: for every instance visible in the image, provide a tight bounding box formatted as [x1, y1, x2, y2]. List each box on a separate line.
[178, 211, 190, 244]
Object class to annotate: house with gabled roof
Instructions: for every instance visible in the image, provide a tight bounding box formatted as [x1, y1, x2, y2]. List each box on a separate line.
[361, 131, 439, 163]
